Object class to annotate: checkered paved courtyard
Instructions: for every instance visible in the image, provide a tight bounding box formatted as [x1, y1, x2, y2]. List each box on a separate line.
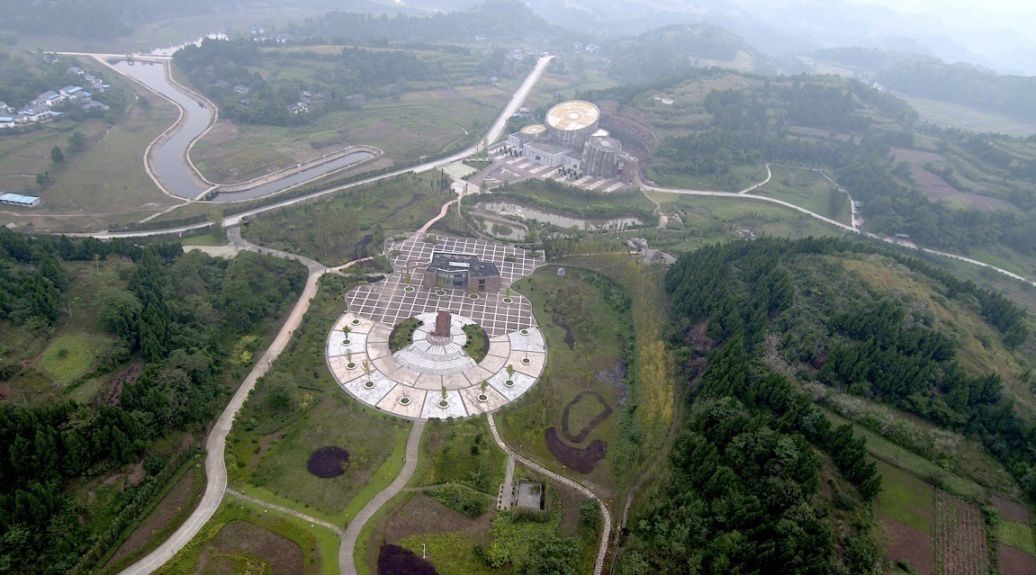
[345, 233, 543, 337]
[330, 233, 547, 419]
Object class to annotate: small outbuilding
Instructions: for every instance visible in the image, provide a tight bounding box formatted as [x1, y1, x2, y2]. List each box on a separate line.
[0, 193, 41, 207]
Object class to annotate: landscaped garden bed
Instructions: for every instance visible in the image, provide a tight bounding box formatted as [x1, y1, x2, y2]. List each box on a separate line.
[389, 318, 423, 352]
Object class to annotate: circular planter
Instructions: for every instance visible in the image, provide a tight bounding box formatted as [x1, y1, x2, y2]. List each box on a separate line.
[347, 362, 356, 369]
[521, 358, 531, 365]
[363, 380, 375, 389]
[403, 285, 415, 293]
[343, 339, 351, 345]
[435, 289, 447, 297]
[520, 329, 529, 336]
[468, 293, 479, 300]
[477, 393, 489, 402]
[505, 380, 515, 388]
[438, 400, 450, 409]
[399, 397, 411, 406]
[502, 297, 513, 304]
[351, 319, 360, 326]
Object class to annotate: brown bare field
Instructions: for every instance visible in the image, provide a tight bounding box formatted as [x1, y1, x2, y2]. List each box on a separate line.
[553, 480, 587, 537]
[999, 543, 1036, 575]
[889, 147, 1012, 211]
[383, 494, 493, 543]
[881, 520, 934, 574]
[104, 464, 203, 572]
[934, 491, 989, 575]
[992, 494, 1032, 524]
[197, 520, 304, 574]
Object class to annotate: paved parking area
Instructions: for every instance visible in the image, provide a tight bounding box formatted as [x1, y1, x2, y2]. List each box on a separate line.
[345, 233, 543, 337]
[472, 152, 630, 194]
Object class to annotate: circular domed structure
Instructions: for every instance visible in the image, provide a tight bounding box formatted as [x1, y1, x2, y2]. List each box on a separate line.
[546, 100, 601, 149]
[583, 136, 622, 178]
[520, 123, 547, 137]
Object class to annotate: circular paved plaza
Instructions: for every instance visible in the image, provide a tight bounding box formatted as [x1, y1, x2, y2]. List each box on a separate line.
[326, 233, 546, 419]
[326, 311, 545, 419]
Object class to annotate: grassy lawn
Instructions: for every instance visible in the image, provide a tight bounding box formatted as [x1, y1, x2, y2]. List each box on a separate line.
[38, 332, 113, 386]
[241, 172, 452, 266]
[905, 97, 1036, 137]
[192, 89, 506, 182]
[0, 67, 181, 233]
[478, 179, 656, 221]
[1000, 522, 1036, 555]
[497, 267, 631, 495]
[647, 193, 847, 254]
[227, 274, 409, 523]
[414, 417, 505, 494]
[756, 165, 852, 224]
[155, 497, 338, 575]
[875, 460, 936, 533]
[646, 163, 768, 192]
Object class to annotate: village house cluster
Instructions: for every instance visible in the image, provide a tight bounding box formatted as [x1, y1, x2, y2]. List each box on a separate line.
[0, 66, 110, 130]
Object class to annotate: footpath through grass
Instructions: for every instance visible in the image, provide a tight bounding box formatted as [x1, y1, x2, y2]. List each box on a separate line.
[226, 274, 409, 524]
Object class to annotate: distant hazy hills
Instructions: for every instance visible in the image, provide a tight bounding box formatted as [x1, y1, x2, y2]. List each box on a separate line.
[802, 48, 1036, 125]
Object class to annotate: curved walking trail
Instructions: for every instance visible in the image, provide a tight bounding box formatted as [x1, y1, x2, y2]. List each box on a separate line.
[115, 54, 555, 575]
[340, 419, 426, 575]
[487, 413, 612, 575]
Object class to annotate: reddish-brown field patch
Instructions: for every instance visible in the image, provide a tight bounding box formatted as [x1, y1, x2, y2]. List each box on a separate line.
[105, 465, 202, 570]
[306, 446, 350, 478]
[934, 491, 988, 575]
[383, 494, 492, 542]
[378, 544, 438, 575]
[889, 147, 1012, 211]
[200, 520, 304, 574]
[992, 494, 1031, 524]
[999, 543, 1036, 575]
[544, 427, 607, 474]
[881, 520, 934, 575]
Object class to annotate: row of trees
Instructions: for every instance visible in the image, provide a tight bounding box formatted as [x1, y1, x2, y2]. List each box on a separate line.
[0, 230, 306, 573]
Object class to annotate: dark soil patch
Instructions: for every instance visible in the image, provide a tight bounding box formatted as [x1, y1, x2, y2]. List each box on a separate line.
[0, 382, 9, 401]
[560, 391, 613, 444]
[105, 361, 142, 406]
[881, 519, 934, 575]
[998, 543, 1036, 575]
[551, 307, 575, 350]
[384, 494, 492, 542]
[207, 520, 304, 574]
[306, 446, 350, 478]
[378, 544, 438, 575]
[991, 494, 1031, 524]
[545, 427, 607, 474]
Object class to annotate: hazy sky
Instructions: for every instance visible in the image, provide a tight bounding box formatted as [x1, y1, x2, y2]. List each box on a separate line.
[854, 0, 1036, 31]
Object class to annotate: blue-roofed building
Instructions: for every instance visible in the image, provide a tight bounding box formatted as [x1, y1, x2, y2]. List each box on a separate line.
[0, 193, 41, 207]
[61, 86, 83, 97]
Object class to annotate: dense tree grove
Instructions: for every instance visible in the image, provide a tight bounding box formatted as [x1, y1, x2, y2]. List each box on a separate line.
[621, 237, 1034, 572]
[0, 229, 305, 573]
[620, 239, 884, 574]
